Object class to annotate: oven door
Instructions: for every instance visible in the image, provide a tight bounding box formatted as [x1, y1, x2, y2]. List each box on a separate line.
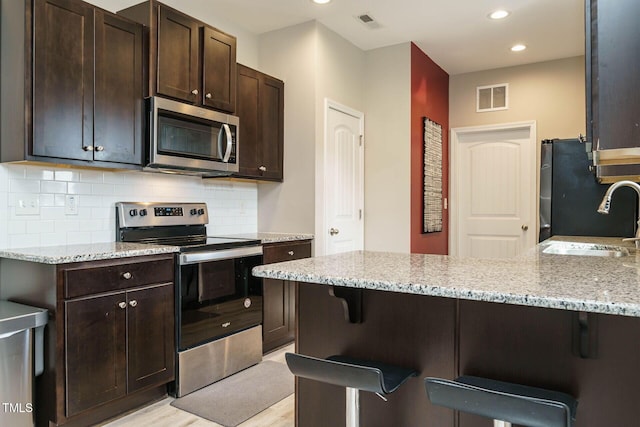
[148, 96, 239, 173]
[177, 246, 262, 351]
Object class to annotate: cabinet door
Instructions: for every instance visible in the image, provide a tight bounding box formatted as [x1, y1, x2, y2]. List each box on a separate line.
[157, 5, 199, 102]
[235, 65, 284, 181]
[33, 0, 94, 161]
[263, 278, 291, 353]
[236, 65, 260, 177]
[94, 11, 143, 165]
[127, 284, 175, 393]
[590, 0, 640, 150]
[262, 241, 311, 352]
[202, 26, 237, 112]
[65, 293, 127, 416]
[259, 74, 284, 181]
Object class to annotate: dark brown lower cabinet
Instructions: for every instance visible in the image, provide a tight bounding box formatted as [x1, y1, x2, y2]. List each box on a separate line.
[65, 282, 174, 418]
[65, 293, 127, 416]
[262, 240, 311, 353]
[263, 278, 295, 352]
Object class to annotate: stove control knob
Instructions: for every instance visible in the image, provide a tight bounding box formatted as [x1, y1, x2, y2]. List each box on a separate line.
[190, 208, 198, 215]
[139, 209, 147, 217]
[129, 209, 138, 217]
[197, 208, 205, 215]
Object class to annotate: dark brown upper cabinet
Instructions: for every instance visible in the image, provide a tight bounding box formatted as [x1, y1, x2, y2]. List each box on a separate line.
[588, 0, 640, 181]
[119, 1, 237, 113]
[235, 64, 284, 181]
[0, 0, 143, 168]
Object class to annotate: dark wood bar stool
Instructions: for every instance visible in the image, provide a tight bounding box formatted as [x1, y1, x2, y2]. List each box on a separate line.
[286, 352, 418, 427]
[425, 376, 578, 427]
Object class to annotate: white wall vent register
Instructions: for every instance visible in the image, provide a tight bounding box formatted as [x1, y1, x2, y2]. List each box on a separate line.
[477, 83, 509, 112]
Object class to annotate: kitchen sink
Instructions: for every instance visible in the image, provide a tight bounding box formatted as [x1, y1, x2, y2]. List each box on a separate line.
[542, 241, 629, 257]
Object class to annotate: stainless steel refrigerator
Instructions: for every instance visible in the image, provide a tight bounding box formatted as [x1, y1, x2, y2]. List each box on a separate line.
[539, 138, 636, 242]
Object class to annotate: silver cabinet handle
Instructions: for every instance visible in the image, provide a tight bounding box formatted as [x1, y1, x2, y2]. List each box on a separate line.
[95, 146, 104, 152]
[122, 272, 132, 279]
[258, 166, 267, 172]
[329, 228, 339, 236]
[288, 251, 294, 256]
[522, 225, 529, 231]
[82, 146, 94, 151]
[129, 300, 137, 307]
[191, 89, 199, 95]
[206, 92, 212, 99]
[118, 302, 127, 309]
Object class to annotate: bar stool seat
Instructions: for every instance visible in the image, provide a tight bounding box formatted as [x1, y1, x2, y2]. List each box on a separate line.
[286, 353, 418, 427]
[425, 376, 578, 427]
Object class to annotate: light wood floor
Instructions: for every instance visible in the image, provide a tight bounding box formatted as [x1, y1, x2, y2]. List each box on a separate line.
[102, 344, 294, 427]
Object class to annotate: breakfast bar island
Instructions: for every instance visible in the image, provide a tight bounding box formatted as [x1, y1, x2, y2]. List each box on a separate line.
[253, 237, 640, 427]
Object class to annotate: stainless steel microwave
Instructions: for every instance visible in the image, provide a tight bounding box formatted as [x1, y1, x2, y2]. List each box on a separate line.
[146, 96, 240, 176]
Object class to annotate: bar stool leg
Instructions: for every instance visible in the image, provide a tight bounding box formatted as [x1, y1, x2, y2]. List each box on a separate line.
[494, 421, 512, 427]
[345, 387, 360, 427]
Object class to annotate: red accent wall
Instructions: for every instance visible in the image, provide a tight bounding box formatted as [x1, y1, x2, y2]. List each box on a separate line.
[411, 43, 449, 254]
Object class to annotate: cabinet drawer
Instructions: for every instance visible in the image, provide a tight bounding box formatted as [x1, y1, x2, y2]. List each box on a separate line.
[64, 256, 174, 299]
[263, 241, 312, 264]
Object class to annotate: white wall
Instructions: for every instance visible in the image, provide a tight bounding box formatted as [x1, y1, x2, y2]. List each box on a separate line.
[363, 44, 412, 253]
[314, 24, 366, 255]
[450, 56, 585, 139]
[258, 23, 411, 254]
[0, 164, 257, 249]
[257, 22, 317, 237]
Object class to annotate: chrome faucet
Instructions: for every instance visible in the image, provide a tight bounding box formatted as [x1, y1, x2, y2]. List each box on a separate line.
[597, 180, 640, 248]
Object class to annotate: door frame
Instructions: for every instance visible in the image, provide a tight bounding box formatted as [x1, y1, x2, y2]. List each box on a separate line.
[315, 98, 365, 256]
[449, 120, 537, 256]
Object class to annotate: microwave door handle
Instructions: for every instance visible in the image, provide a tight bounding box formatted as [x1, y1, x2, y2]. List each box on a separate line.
[221, 123, 232, 163]
[217, 125, 225, 162]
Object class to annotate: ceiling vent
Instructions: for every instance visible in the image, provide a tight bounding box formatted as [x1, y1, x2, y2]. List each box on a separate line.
[356, 13, 382, 29]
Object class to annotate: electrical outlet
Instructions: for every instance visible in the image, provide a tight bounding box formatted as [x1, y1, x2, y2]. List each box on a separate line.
[65, 195, 79, 215]
[16, 195, 40, 215]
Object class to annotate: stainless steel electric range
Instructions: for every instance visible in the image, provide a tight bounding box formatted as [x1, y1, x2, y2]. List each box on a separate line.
[116, 202, 263, 397]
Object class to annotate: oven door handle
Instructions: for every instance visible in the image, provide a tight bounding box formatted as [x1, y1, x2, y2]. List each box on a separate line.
[178, 246, 263, 265]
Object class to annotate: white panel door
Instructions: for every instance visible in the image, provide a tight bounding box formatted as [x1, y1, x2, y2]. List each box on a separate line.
[455, 124, 536, 258]
[325, 105, 364, 255]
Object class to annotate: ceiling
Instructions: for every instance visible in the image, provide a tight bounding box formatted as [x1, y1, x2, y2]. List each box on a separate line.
[99, 0, 585, 75]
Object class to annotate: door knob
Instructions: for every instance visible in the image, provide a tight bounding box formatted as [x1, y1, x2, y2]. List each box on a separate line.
[205, 92, 212, 99]
[522, 225, 529, 231]
[82, 145, 94, 151]
[329, 228, 339, 236]
[258, 166, 267, 172]
[191, 89, 199, 95]
[118, 302, 127, 309]
[129, 300, 138, 307]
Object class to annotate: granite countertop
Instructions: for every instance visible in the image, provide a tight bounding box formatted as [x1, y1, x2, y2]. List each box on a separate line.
[216, 232, 314, 244]
[253, 236, 640, 318]
[0, 242, 180, 265]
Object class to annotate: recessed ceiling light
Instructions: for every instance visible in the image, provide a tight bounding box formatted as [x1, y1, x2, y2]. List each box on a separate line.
[510, 44, 527, 52]
[488, 10, 510, 20]
[312, 0, 332, 4]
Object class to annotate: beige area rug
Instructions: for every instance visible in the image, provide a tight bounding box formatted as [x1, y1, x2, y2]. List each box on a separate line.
[171, 361, 294, 427]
